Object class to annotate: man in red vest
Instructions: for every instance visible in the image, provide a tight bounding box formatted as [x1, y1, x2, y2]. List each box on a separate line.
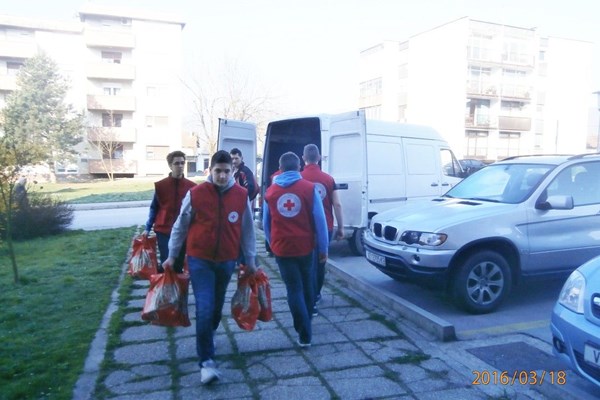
[301, 144, 344, 314]
[263, 151, 328, 348]
[143, 150, 196, 273]
[163, 150, 257, 385]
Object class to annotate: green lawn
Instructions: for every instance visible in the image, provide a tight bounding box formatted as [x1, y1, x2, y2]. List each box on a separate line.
[0, 227, 136, 400]
[34, 176, 206, 204]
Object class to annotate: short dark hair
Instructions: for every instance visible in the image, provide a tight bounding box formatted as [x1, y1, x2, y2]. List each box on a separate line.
[303, 144, 320, 163]
[167, 150, 186, 164]
[210, 150, 232, 167]
[279, 152, 300, 172]
[230, 148, 242, 157]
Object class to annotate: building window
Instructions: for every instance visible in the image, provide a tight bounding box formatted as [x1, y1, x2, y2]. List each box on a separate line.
[103, 143, 124, 159]
[501, 100, 525, 115]
[359, 77, 382, 98]
[146, 145, 169, 160]
[498, 131, 521, 158]
[102, 113, 123, 127]
[101, 51, 122, 64]
[7, 61, 24, 76]
[145, 116, 169, 128]
[467, 66, 493, 95]
[465, 130, 489, 158]
[466, 99, 490, 127]
[361, 105, 381, 120]
[468, 32, 493, 61]
[398, 105, 407, 122]
[103, 87, 121, 96]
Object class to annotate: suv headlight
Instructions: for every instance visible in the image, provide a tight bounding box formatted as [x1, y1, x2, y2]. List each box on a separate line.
[400, 231, 447, 246]
[558, 270, 585, 313]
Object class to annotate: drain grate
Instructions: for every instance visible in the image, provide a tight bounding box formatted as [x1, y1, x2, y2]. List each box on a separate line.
[467, 341, 564, 372]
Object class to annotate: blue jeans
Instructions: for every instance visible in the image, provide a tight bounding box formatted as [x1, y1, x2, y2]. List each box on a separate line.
[276, 253, 314, 344]
[313, 230, 333, 304]
[156, 232, 185, 273]
[187, 256, 236, 364]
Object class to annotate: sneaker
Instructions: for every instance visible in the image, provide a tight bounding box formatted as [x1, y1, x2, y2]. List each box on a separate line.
[200, 359, 221, 385]
[296, 339, 311, 348]
[312, 308, 319, 317]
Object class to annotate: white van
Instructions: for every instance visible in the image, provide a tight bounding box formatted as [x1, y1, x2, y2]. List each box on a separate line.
[218, 110, 464, 255]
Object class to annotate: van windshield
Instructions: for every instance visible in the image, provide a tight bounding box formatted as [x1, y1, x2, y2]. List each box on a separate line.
[445, 163, 553, 204]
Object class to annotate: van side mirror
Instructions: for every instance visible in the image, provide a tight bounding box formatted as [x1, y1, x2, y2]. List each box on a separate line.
[536, 195, 574, 210]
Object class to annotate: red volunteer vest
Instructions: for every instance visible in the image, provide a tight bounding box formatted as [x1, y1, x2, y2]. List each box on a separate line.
[154, 176, 196, 235]
[187, 182, 248, 261]
[265, 179, 316, 257]
[301, 164, 335, 231]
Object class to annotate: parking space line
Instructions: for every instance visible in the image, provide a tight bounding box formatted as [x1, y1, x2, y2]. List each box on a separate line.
[459, 320, 550, 338]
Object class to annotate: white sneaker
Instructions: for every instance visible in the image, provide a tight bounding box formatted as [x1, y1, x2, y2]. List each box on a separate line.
[200, 359, 221, 385]
[296, 339, 311, 348]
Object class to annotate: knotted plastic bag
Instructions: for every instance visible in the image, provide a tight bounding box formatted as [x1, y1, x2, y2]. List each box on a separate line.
[255, 268, 272, 322]
[231, 265, 260, 331]
[128, 234, 158, 280]
[142, 268, 191, 327]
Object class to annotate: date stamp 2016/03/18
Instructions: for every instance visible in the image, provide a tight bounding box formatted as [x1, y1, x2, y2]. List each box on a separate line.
[472, 370, 567, 386]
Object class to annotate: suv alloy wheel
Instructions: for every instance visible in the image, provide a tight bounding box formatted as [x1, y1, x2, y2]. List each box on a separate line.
[452, 250, 512, 314]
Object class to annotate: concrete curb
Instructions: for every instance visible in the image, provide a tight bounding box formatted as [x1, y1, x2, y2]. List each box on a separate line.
[327, 258, 456, 342]
[72, 249, 133, 400]
[70, 200, 151, 211]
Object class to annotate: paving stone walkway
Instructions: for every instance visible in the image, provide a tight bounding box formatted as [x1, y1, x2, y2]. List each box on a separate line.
[82, 240, 495, 400]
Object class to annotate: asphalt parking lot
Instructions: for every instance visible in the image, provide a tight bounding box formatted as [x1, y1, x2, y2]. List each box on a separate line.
[327, 240, 566, 343]
[326, 240, 600, 399]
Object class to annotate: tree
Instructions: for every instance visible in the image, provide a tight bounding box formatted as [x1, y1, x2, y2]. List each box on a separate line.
[86, 110, 123, 181]
[183, 59, 277, 155]
[0, 53, 84, 283]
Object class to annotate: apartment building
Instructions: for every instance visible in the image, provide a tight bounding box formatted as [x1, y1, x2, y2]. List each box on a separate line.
[359, 17, 593, 161]
[0, 4, 186, 177]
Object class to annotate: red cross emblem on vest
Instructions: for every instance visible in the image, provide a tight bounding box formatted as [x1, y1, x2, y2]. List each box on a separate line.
[277, 193, 301, 218]
[283, 198, 295, 211]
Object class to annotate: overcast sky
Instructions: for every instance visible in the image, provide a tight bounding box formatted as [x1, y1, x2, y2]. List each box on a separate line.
[2, 0, 599, 116]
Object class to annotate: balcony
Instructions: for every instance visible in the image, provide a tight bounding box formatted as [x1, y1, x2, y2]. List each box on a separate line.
[465, 114, 494, 129]
[498, 116, 531, 131]
[88, 159, 137, 174]
[87, 126, 137, 143]
[501, 85, 531, 100]
[0, 40, 37, 58]
[86, 63, 135, 80]
[0, 75, 17, 91]
[85, 30, 135, 48]
[87, 94, 136, 111]
[466, 81, 497, 97]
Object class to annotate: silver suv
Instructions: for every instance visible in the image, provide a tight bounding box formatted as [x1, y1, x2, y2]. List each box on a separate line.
[363, 154, 600, 314]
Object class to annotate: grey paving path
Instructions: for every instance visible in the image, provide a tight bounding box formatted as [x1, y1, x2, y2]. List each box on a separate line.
[75, 234, 589, 400]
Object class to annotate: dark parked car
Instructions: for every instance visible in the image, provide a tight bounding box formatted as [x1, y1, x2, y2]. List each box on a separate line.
[458, 159, 488, 175]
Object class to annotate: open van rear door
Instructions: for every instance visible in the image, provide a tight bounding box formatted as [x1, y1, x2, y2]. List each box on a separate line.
[217, 119, 257, 173]
[326, 110, 368, 238]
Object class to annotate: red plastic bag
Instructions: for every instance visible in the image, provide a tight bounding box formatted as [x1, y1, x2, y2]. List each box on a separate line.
[128, 234, 158, 280]
[141, 268, 191, 327]
[255, 269, 272, 322]
[231, 265, 260, 331]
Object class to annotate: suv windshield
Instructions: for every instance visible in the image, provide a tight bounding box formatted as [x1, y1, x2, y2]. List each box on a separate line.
[445, 163, 553, 204]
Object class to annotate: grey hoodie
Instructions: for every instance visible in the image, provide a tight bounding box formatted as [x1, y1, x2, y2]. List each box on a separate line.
[168, 175, 256, 268]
